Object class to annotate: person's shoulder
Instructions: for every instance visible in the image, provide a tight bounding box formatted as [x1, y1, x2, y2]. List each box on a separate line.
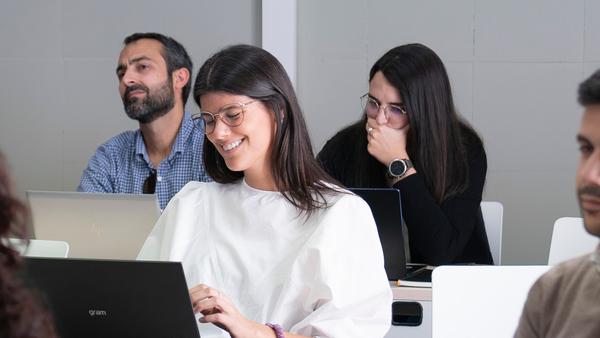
[183, 180, 239, 196]
[86, 130, 138, 164]
[318, 121, 365, 164]
[322, 186, 372, 217]
[459, 123, 484, 152]
[165, 181, 220, 209]
[325, 121, 364, 144]
[550, 253, 591, 276]
[183, 112, 204, 135]
[100, 130, 138, 150]
[458, 123, 486, 171]
[176, 180, 218, 197]
[312, 187, 381, 251]
[536, 253, 592, 290]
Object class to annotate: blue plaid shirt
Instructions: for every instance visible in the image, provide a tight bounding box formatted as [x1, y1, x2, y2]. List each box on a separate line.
[78, 112, 211, 209]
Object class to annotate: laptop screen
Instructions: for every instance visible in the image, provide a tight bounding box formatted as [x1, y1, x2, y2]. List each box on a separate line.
[27, 191, 160, 260]
[22, 257, 200, 338]
[349, 188, 407, 280]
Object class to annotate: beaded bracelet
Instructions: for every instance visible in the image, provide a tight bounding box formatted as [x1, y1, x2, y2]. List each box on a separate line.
[266, 323, 284, 338]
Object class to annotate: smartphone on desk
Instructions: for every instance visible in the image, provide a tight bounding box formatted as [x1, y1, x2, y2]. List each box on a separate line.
[397, 265, 434, 288]
[404, 263, 425, 274]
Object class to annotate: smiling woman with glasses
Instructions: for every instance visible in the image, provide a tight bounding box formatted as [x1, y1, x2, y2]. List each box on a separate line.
[138, 45, 392, 338]
[318, 43, 492, 266]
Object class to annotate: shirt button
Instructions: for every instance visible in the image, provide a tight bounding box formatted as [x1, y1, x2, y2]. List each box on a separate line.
[157, 176, 163, 182]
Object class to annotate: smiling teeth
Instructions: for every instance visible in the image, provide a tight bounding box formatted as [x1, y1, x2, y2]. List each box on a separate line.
[223, 139, 242, 151]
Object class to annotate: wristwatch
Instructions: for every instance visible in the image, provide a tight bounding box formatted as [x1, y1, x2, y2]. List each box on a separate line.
[388, 159, 414, 178]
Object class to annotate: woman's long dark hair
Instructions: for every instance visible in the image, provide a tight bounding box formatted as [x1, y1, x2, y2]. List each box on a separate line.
[194, 44, 339, 215]
[352, 43, 481, 203]
[0, 152, 57, 337]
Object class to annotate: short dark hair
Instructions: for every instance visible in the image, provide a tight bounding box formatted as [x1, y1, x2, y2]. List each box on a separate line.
[578, 69, 600, 106]
[123, 32, 193, 105]
[193, 44, 339, 215]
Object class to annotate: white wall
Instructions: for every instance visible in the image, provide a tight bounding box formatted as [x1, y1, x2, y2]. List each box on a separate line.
[298, 0, 600, 264]
[0, 0, 261, 194]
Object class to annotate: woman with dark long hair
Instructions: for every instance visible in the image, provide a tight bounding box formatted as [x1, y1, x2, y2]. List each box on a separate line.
[0, 152, 57, 338]
[138, 45, 392, 338]
[318, 43, 493, 266]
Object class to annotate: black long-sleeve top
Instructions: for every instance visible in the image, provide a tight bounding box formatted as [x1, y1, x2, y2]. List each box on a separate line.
[317, 123, 493, 266]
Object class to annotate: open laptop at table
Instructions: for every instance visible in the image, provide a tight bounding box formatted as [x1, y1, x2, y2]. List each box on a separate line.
[350, 187, 422, 281]
[27, 191, 160, 260]
[23, 257, 200, 338]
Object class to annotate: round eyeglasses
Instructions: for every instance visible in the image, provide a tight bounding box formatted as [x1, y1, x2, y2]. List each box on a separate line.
[192, 100, 257, 135]
[360, 94, 407, 123]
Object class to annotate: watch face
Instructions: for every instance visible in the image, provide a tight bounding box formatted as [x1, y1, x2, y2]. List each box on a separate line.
[390, 160, 407, 177]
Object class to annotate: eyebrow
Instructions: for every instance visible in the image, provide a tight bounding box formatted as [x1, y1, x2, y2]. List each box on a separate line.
[577, 134, 591, 144]
[367, 94, 404, 106]
[116, 56, 153, 75]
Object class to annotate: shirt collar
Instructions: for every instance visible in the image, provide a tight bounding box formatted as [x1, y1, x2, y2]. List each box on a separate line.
[135, 130, 150, 164]
[172, 111, 195, 157]
[134, 111, 198, 164]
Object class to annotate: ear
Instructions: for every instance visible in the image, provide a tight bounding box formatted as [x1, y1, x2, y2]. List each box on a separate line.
[269, 107, 285, 123]
[172, 68, 190, 91]
[279, 109, 285, 124]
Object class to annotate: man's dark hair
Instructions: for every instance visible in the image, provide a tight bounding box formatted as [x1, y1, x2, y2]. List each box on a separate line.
[578, 69, 600, 106]
[124, 32, 193, 105]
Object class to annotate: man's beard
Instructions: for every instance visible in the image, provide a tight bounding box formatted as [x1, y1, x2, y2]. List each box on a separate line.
[122, 79, 175, 124]
[578, 184, 600, 235]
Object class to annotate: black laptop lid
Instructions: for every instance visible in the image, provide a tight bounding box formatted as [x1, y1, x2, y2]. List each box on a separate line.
[22, 258, 200, 338]
[349, 188, 406, 280]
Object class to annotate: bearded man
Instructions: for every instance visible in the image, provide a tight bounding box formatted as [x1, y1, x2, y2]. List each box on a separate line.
[78, 32, 210, 209]
[514, 69, 600, 338]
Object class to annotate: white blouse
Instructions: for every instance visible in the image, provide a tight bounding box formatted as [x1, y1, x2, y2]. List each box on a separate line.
[138, 180, 392, 337]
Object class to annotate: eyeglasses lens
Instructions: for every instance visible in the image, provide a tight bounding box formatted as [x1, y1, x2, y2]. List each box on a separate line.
[361, 96, 378, 118]
[201, 105, 244, 134]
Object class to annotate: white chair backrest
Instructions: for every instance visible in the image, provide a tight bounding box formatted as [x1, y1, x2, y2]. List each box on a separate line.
[481, 201, 503, 265]
[548, 217, 598, 265]
[7, 238, 69, 258]
[432, 265, 551, 338]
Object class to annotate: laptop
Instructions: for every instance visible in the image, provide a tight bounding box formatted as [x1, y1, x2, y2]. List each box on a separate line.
[349, 188, 409, 280]
[7, 238, 69, 258]
[27, 191, 161, 260]
[22, 257, 200, 338]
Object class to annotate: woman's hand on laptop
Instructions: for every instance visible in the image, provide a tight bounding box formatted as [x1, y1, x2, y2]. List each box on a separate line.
[190, 283, 280, 338]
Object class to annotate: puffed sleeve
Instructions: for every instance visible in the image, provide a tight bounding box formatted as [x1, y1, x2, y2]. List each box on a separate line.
[137, 182, 205, 261]
[288, 194, 392, 338]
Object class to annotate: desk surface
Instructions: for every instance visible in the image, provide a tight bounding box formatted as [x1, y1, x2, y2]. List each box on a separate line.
[390, 282, 432, 301]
